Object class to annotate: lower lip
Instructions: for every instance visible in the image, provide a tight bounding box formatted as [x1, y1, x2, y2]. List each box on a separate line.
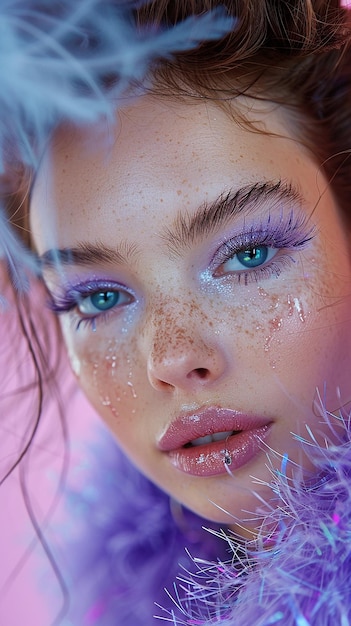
[167, 424, 272, 476]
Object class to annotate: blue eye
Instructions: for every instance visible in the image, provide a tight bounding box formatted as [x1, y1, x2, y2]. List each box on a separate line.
[91, 291, 120, 310]
[78, 289, 130, 315]
[237, 246, 268, 268]
[222, 245, 276, 273]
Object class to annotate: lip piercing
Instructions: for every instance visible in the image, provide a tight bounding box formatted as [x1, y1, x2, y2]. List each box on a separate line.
[224, 449, 232, 466]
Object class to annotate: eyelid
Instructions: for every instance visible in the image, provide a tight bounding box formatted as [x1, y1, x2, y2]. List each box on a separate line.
[49, 278, 135, 315]
[209, 209, 315, 271]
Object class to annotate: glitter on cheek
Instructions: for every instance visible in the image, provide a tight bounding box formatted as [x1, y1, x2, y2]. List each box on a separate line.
[59, 328, 132, 423]
[101, 395, 112, 407]
[76, 333, 143, 426]
[243, 284, 311, 371]
[254, 288, 284, 356]
[86, 359, 115, 410]
[105, 340, 119, 378]
[264, 316, 283, 354]
[293, 297, 306, 323]
[287, 294, 294, 317]
[127, 381, 137, 399]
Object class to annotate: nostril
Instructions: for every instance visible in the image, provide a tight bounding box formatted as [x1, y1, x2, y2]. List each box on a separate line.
[188, 367, 209, 380]
[147, 338, 227, 390]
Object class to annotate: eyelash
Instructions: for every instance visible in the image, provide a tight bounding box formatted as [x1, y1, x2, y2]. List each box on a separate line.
[49, 281, 133, 331]
[211, 209, 314, 284]
[49, 210, 315, 331]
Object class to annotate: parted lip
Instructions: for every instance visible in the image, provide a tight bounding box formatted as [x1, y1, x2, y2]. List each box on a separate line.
[157, 406, 273, 452]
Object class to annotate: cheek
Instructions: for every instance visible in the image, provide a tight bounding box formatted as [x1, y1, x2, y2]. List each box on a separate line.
[60, 321, 143, 430]
[217, 263, 351, 408]
[212, 280, 309, 365]
[250, 284, 310, 369]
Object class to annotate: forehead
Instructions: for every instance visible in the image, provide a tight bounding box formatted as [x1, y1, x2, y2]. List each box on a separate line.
[30, 95, 319, 251]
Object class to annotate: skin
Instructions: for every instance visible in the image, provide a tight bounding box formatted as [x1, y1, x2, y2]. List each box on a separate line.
[30, 94, 351, 537]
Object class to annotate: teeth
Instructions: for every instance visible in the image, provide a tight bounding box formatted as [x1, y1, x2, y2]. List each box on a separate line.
[190, 434, 213, 447]
[212, 430, 233, 442]
[190, 430, 233, 447]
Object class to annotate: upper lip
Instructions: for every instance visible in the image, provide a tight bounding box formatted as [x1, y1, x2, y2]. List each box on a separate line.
[157, 406, 273, 451]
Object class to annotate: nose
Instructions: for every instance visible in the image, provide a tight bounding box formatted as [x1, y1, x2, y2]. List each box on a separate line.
[145, 309, 228, 392]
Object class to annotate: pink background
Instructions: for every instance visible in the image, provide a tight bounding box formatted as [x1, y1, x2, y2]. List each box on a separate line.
[0, 265, 101, 625]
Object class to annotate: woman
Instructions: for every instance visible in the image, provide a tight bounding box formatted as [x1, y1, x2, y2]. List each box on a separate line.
[3, 1, 351, 624]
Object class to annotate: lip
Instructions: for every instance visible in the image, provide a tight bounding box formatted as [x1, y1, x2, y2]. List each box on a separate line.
[157, 406, 273, 477]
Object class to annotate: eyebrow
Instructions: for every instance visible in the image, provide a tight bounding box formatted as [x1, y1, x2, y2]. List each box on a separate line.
[161, 180, 303, 255]
[40, 240, 138, 269]
[39, 180, 303, 269]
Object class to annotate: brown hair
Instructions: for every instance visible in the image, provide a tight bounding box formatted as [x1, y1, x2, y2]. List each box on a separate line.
[134, 0, 351, 221]
[6, 1, 351, 236]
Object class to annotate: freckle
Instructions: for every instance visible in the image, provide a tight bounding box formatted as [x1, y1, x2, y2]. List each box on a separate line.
[177, 190, 182, 196]
[271, 317, 283, 331]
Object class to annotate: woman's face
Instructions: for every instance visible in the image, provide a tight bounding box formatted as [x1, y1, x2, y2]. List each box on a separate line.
[31, 95, 351, 534]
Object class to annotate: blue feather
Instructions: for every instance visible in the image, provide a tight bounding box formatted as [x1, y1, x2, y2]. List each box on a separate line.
[0, 0, 234, 292]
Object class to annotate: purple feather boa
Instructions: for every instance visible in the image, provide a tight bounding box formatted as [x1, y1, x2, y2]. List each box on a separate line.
[52, 410, 351, 625]
[51, 430, 227, 625]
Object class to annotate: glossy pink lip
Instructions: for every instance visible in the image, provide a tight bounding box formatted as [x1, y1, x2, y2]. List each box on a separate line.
[157, 407, 273, 477]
